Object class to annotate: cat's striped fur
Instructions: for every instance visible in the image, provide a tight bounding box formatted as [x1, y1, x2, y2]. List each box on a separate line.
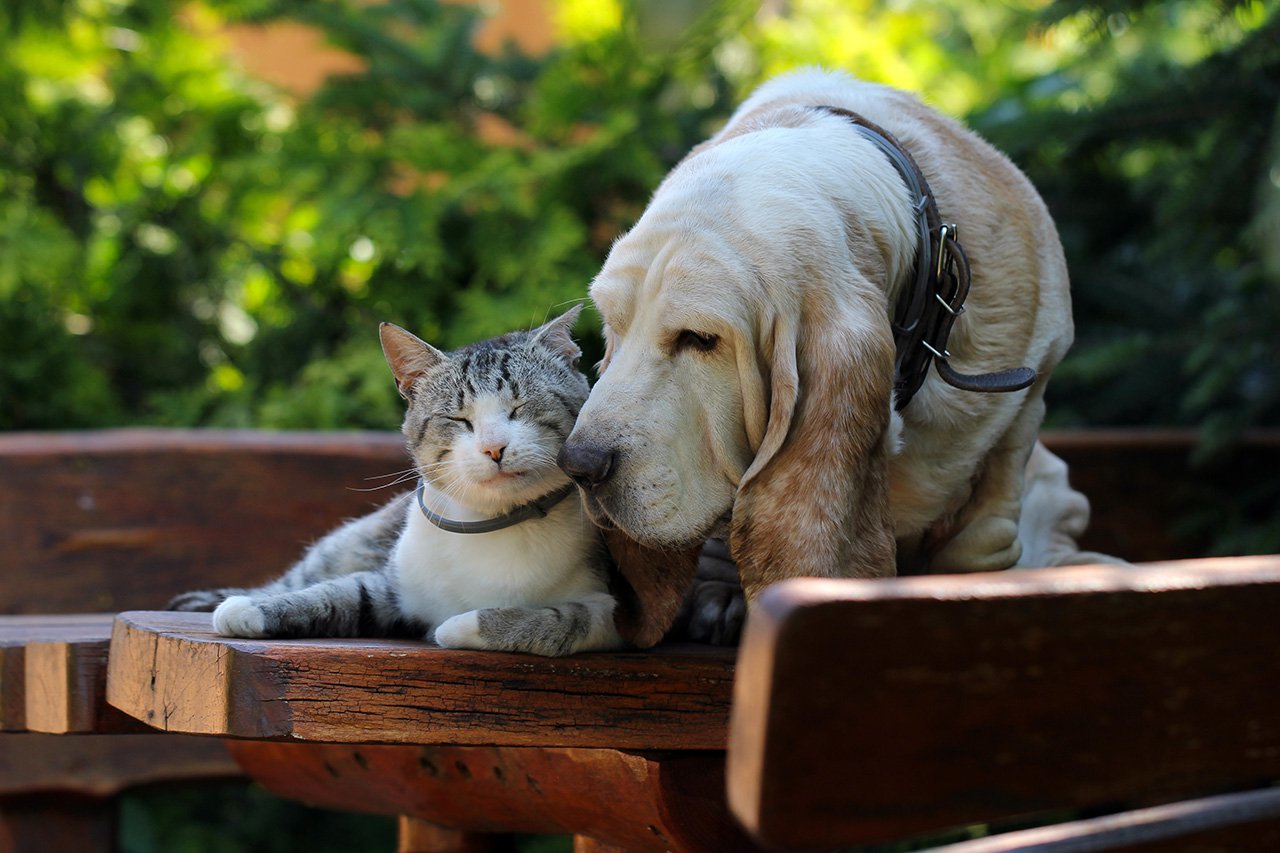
[170, 307, 622, 656]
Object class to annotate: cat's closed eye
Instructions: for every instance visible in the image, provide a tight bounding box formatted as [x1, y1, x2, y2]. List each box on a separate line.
[445, 416, 473, 431]
[509, 402, 526, 419]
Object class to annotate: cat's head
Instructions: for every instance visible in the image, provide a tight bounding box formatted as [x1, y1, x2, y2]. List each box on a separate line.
[379, 306, 589, 515]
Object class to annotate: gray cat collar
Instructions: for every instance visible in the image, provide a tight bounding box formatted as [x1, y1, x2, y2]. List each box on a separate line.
[415, 480, 576, 534]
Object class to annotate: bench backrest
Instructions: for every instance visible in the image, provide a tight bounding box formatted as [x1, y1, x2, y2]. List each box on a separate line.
[2, 428, 1275, 613]
[727, 556, 1280, 849]
[0, 429, 408, 613]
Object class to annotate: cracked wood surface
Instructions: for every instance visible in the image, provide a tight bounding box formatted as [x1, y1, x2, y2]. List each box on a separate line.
[727, 555, 1280, 850]
[108, 611, 736, 749]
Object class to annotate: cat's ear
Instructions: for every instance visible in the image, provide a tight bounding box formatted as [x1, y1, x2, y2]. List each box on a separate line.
[379, 322, 446, 399]
[531, 304, 584, 367]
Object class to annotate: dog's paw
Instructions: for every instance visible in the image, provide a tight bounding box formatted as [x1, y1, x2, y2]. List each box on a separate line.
[671, 538, 746, 645]
[433, 610, 486, 650]
[167, 588, 238, 612]
[681, 579, 746, 645]
[212, 596, 268, 638]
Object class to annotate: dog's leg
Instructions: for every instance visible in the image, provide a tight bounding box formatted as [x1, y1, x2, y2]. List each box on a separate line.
[929, 392, 1048, 572]
[1017, 442, 1128, 567]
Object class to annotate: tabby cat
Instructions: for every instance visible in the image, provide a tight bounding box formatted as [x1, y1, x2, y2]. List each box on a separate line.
[169, 307, 621, 656]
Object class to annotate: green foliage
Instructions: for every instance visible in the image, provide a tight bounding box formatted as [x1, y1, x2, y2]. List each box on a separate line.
[1, 0, 1277, 507]
[119, 782, 395, 853]
[973, 0, 1280, 452]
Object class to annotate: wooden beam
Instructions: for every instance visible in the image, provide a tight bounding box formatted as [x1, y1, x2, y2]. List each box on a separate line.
[928, 787, 1280, 852]
[0, 733, 239, 797]
[229, 741, 760, 852]
[108, 611, 736, 749]
[728, 556, 1280, 849]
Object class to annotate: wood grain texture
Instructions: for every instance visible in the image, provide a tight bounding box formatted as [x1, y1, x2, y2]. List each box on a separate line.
[5, 428, 1275, 616]
[0, 733, 240, 796]
[24, 636, 152, 735]
[727, 556, 1280, 849]
[108, 611, 736, 749]
[0, 429, 408, 614]
[229, 741, 761, 852]
[0, 615, 116, 732]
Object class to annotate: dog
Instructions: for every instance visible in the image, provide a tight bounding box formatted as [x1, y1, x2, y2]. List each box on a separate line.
[559, 69, 1112, 647]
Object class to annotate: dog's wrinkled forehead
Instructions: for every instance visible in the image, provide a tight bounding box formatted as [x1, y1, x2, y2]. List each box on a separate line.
[591, 226, 762, 338]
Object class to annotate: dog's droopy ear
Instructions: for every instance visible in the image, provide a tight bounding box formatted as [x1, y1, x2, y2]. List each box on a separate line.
[380, 323, 446, 399]
[531, 304, 584, 367]
[730, 300, 897, 600]
[603, 529, 700, 649]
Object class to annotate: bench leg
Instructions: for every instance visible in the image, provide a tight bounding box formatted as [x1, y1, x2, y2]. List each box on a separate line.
[397, 815, 513, 852]
[0, 794, 115, 853]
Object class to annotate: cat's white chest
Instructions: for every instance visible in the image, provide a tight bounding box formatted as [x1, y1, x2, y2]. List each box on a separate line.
[391, 499, 603, 628]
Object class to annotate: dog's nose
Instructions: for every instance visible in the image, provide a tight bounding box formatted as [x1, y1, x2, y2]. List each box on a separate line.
[558, 441, 616, 490]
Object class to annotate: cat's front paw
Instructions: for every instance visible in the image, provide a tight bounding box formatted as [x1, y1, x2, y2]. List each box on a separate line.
[168, 588, 238, 612]
[212, 596, 268, 638]
[433, 610, 486, 650]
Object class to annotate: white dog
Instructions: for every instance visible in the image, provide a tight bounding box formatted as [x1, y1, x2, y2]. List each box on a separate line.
[559, 69, 1111, 646]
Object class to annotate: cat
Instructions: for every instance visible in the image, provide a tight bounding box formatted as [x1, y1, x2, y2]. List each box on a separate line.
[168, 306, 622, 656]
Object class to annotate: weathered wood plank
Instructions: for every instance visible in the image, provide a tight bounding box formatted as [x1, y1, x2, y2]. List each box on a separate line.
[0, 615, 117, 732]
[24, 636, 151, 735]
[0, 429, 407, 614]
[5, 428, 1275, 617]
[0, 733, 240, 797]
[229, 741, 760, 852]
[727, 556, 1280, 849]
[108, 611, 736, 749]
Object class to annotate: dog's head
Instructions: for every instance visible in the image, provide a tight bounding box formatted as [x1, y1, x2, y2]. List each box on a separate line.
[561, 126, 903, 645]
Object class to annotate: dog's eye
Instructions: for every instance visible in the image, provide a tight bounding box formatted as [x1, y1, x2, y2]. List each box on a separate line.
[675, 330, 719, 353]
[446, 416, 473, 432]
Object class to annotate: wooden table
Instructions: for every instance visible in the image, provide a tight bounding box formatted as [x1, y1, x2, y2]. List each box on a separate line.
[106, 612, 749, 851]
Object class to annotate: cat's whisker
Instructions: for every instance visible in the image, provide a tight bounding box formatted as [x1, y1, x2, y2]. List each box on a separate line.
[362, 466, 421, 481]
[347, 463, 445, 492]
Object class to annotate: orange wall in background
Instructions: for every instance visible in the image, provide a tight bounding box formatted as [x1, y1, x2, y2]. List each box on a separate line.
[223, 0, 556, 96]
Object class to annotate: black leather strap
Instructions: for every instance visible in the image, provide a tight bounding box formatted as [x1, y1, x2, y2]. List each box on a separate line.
[813, 106, 1037, 410]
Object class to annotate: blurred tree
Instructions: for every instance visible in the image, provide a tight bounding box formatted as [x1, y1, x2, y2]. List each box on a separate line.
[0, 0, 1276, 511]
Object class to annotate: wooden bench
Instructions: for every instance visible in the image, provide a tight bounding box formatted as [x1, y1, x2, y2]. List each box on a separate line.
[729, 558, 1280, 850]
[6, 428, 1278, 850]
[0, 430, 411, 851]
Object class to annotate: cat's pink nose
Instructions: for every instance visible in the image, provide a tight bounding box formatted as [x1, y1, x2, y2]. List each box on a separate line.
[481, 443, 506, 463]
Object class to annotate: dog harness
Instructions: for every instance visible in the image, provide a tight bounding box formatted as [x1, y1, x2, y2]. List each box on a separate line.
[815, 105, 1037, 411]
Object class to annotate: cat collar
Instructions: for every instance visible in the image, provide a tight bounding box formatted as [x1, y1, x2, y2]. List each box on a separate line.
[415, 481, 576, 534]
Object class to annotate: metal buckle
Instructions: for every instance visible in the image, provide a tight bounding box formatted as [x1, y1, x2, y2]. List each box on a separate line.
[935, 292, 964, 316]
[921, 340, 950, 360]
[935, 223, 958, 280]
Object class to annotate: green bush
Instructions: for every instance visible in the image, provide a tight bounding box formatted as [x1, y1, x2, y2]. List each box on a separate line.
[2, 0, 1277, 514]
